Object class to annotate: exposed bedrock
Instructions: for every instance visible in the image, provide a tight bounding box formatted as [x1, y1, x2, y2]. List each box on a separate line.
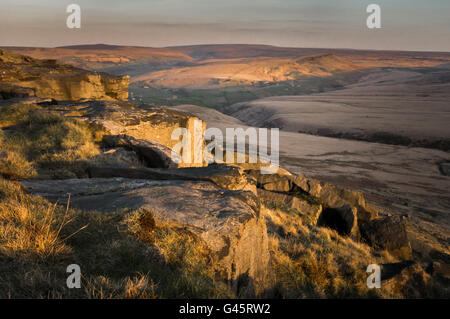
[247, 169, 377, 222]
[0, 49, 129, 101]
[21, 177, 269, 297]
[20, 158, 415, 298]
[360, 216, 413, 260]
[247, 169, 412, 259]
[85, 165, 412, 259]
[53, 100, 207, 167]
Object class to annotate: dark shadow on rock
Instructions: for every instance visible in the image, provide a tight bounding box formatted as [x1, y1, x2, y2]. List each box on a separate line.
[101, 134, 176, 169]
[360, 215, 412, 260]
[381, 260, 415, 281]
[234, 272, 256, 298]
[317, 206, 355, 236]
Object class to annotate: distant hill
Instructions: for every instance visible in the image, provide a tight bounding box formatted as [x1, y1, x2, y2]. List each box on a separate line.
[131, 54, 362, 88]
[0, 45, 194, 70]
[57, 44, 126, 50]
[224, 63, 450, 151]
[167, 44, 450, 64]
[2, 44, 450, 87]
[167, 44, 324, 59]
[3, 44, 450, 70]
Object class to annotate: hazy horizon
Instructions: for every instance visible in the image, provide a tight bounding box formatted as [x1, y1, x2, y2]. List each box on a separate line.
[1, 0, 450, 52]
[3, 42, 450, 54]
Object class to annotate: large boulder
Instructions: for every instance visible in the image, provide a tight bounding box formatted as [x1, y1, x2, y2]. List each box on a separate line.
[246, 169, 294, 193]
[293, 173, 378, 224]
[21, 177, 269, 297]
[55, 101, 207, 167]
[257, 188, 322, 225]
[360, 216, 412, 260]
[247, 169, 377, 229]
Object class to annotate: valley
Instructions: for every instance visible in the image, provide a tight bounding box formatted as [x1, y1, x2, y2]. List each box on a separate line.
[170, 104, 450, 261]
[3, 44, 448, 259]
[1, 44, 449, 298]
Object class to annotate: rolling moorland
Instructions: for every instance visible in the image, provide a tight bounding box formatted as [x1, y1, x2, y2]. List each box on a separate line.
[0, 45, 449, 298]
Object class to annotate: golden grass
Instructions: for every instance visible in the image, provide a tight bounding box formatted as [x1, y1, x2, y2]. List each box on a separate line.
[262, 205, 398, 298]
[0, 168, 446, 298]
[263, 203, 450, 298]
[0, 179, 232, 298]
[0, 147, 37, 179]
[1, 103, 446, 298]
[0, 103, 114, 179]
[0, 104, 232, 298]
[84, 274, 158, 299]
[123, 209, 232, 298]
[0, 178, 72, 259]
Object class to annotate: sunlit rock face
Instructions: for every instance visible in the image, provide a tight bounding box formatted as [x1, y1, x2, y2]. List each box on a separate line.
[0, 49, 129, 101]
[51, 100, 208, 168]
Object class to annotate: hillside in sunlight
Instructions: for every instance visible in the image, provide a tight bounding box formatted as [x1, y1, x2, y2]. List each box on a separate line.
[131, 54, 361, 88]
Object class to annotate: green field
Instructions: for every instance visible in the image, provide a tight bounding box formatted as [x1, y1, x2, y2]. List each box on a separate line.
[129, 76, 346, 110]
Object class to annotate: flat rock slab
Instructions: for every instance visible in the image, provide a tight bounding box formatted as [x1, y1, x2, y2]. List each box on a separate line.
[21, 177, 269, 296]
[87, 165, 256, 194]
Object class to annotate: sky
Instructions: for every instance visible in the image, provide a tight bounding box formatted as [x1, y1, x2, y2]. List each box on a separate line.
[0, 0, 449, 51]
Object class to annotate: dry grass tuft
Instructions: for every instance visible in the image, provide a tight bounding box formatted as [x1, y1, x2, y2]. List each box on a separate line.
[124, 209, 220, 285]
[0, 179, 232, 298]
[262, 205, 395, 298]
[84, 274, 157, 299]
[0, 178, 72, 259]
[0, 103, 103, 179]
